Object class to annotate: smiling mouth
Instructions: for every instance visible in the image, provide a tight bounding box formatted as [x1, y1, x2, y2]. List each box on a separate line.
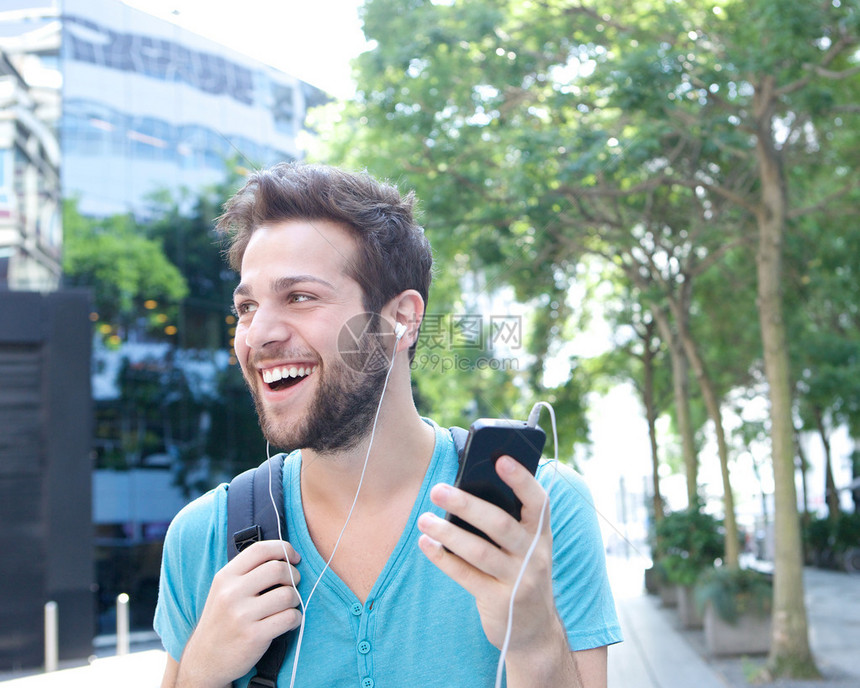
[261, 365, 318, 391]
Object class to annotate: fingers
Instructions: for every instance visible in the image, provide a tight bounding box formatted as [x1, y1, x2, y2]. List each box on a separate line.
[431, 485, 519, 550]
[232, 540, 301, 574]
[259, 606, 303, 636]
[417, 531, 483, 596]
[417, 513, 508, 592]
[428, 457, 548, 555]
[494, 455, 550, 526]
[219, 540, 303, 623]
[418, 456, 552, 586]
[418, 459, 557, 654]
[183, 539, 305, 684]
[252, 584, 304, 631]
[244, 556, 302, 595]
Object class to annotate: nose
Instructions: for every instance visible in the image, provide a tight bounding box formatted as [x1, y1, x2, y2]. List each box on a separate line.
[241, 303, 292, 353]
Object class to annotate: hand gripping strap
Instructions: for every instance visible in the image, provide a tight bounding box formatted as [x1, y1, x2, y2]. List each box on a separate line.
[226, 454, 289, 687]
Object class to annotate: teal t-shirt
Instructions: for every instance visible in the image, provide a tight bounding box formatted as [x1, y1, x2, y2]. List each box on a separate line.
[154, 421, 622, 687]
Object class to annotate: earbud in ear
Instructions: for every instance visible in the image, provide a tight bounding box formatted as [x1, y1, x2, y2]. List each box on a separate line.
[394, 322, 407, 340]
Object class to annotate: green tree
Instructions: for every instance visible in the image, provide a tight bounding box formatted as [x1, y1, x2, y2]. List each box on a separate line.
[62, 198, 188, 343]
[138, 169, 267, 487]
[316, 0, 860, 674]
[142, 166, 246, 350]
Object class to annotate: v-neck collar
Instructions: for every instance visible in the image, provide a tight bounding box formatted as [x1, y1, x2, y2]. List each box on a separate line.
[284, 420, 452, 607]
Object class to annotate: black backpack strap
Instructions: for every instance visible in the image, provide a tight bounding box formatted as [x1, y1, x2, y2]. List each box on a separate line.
[248, 641, 288, 688]
[226, 454, 290, 687]
[227, 454, 287, 560]
[449, 426, 468, 465]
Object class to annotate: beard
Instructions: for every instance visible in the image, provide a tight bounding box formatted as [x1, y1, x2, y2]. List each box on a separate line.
[245, 322, 392, 454]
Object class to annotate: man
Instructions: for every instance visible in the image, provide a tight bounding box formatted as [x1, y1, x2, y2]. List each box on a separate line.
[155, 163, 621, 688]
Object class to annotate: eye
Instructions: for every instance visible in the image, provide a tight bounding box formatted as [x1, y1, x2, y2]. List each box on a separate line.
[233, 301, 257, 316]
[290, 293, 314, 304]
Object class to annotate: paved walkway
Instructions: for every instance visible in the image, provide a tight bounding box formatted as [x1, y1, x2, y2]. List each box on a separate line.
[610, 593, 729, 687]
[802, 566, 860, 679]
[0, 651, 165, 688]
[607, 556, 860, 688]
[606, 555, 729, 688]
[2, 559, 857, 687]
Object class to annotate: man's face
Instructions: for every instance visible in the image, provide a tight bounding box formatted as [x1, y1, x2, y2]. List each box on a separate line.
[232, 219, 389, 453]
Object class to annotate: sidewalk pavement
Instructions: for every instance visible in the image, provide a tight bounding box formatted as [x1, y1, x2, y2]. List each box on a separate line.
[607, 555, 860, 688]
[2, 558, 857, 687]
[606, 554, 728, 688]
[0, 650, 166, 688]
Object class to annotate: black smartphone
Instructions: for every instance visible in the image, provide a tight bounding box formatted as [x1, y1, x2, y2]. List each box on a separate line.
[445, 418, 546, 544]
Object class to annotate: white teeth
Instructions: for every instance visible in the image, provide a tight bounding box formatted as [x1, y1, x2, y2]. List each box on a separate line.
[262, 365, 317, 384]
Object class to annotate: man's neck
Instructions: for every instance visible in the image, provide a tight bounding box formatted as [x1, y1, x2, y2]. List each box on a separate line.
[299, 401, 436, 512]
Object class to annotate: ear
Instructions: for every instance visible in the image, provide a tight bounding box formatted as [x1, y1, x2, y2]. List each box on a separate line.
[385, 290, 424, 350]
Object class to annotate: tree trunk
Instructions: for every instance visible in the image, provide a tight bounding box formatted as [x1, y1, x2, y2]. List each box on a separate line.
[812, 407, 840, 520]
[753, 75, 819, 679]
[669, 283, 740, 568]
[795, 433, 811, 564]
[641, 320, 665, 524]
[795, 433, 810, 517]
[672, 339, 699, 508]
[676, 324, 740, 568]
[853, 441, 860, 513]
[647, 303, 699, 506]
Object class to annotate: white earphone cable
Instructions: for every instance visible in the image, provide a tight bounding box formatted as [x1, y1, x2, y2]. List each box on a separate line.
[495, 400, 559, 688]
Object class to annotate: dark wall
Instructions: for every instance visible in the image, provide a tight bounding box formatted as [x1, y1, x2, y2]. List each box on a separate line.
[0, 291, 93, 670]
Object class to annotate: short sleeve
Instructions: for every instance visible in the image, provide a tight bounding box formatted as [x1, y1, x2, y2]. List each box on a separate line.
[539, 462, 623, 650]
[153, 484, 229, 661]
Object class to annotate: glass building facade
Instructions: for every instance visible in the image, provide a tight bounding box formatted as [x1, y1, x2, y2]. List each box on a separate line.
[1, 0, 325, 221]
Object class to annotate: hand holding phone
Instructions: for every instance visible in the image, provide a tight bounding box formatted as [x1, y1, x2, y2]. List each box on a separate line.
[445, 419, 546, 544]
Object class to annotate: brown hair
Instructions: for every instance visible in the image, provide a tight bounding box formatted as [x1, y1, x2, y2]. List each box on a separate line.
[217, 163, 433, 318]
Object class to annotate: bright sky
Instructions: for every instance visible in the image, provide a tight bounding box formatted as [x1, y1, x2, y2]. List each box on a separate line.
[122, 0, 370, 98]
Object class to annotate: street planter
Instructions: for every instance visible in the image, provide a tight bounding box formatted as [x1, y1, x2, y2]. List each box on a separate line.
[703, 602, 771, 656]
[695, 566, 773, 656]
[659, 583, 678, 607]
[654, 505, 724, 613]
[676, 584, 703, 629]
[644, 565, 660, 594]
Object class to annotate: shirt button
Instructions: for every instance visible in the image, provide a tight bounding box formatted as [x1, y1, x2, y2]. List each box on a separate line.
[350, 602, 363, 616]
[357, 640, 371, 654]
[361, 678, 374, 688]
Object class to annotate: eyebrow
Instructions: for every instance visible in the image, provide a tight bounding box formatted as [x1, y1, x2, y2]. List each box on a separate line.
[232, 275, 337, 300]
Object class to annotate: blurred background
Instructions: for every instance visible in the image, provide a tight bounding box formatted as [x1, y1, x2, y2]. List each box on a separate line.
[0, 0, 857, 676]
